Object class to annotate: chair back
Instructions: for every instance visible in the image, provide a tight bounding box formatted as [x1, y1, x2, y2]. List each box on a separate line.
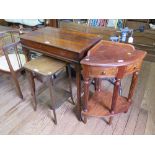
[0, 29, 20, 45]
[0, 30, 25, 73]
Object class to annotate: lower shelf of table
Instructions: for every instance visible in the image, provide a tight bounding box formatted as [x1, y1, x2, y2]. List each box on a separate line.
[81, 90, 130, 117]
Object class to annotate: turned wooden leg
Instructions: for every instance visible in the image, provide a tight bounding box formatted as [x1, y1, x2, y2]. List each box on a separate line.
[48, 77, 57, 125]
[82, 114, 87, 124]
[94, 78, 102, 92]
[111, 79, 121, 111]
[108, 116, 113, 125]
[75, 64, 82, 121]
[67, 64, 75, 105]
[119, 81, 122, 96]
[107, 78, 122, 96]
[124, 110, 128, 113]
[109, 78, 121, 125]
[128, 71, 139, 104]
[82, 77, 89, 124]
[26, 70, 37, 111]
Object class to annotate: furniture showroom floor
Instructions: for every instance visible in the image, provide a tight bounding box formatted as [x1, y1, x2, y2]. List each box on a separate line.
[0, 61, 154, 135]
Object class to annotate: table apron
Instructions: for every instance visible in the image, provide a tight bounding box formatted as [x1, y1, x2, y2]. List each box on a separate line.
[21, 42, 82, 64]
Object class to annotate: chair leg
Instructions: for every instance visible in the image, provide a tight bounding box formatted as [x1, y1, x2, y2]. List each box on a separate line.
[26, 70, 37, 111]
[11, 72, 23, 99]
[52, 108, 57, 125]
[67, 64, 75, 105]
[48, 77, 57, 125]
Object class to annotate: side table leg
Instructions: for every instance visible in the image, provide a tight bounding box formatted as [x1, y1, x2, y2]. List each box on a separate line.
[127, 71, 139, 104]
[82, 77, 89, 124]
[94, 78, 102, 92]
[75, 64, 82, 121]
[109, 78, 121, 125]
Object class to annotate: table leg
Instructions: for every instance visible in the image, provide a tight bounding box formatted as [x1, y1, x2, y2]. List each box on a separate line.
[94, 78, 102, 92]
[75, 64, 82, 121]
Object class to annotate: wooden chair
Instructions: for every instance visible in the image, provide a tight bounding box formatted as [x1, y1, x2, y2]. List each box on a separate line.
[0, 31, 26, 99]
[80, 40, 146, 125]
[24, 56, 75, 125]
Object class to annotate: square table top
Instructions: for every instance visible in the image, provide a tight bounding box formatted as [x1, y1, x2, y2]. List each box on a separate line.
[20, 27, 102, 54]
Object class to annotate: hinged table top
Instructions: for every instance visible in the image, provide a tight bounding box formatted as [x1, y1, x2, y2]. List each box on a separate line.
[20, 27, 102, 54]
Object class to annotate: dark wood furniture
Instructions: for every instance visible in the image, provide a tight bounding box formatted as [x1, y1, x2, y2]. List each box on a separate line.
[59, 21, 118, 40]
[0, 20, 8, 26]
[132, 30, 155, 62]
[80, 40, 146, 124]
[20, 26, 101, 120]
[59, 20, 155, 62]
[124, 19, 150, 29]
[46, 19, 58, 28]
[24, 56, 74, 124]
[0, 30, 26, 99]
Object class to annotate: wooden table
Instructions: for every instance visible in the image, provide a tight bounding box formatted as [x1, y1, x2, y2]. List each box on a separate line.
[80, 40, 146, 124]
[20, 26, 101, 120]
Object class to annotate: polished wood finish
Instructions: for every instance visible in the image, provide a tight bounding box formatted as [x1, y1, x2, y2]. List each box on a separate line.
[81, 40, 146, 124]
[59, 21, 118, 40]
[59, 20, 155, 62]
[132, 30, 155, 62]
[20, 27, 101, 62]
[20, 27, 101, 120]
[46, 19, 58, 28]
[82, 91, 129, 116]
[133, 30, 155, 46]
[124, 19, 150, 29]
[127, 71, 139, 103]
[83, 40, 144, 67]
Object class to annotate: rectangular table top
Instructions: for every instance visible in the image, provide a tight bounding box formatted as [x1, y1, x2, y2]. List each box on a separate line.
[20, 27, 101, 55]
